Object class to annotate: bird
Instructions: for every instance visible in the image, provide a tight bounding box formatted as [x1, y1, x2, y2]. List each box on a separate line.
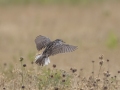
[34, 35, 77, 66]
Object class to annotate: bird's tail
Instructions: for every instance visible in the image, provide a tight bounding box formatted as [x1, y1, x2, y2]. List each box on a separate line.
[35, 54, 50, 66]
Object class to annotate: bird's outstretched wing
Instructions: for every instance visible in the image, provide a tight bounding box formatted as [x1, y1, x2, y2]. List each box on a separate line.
[50, 44, 77, 56]
[35, 35, 51, 51]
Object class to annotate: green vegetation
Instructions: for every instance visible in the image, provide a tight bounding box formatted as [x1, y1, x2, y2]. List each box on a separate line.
[0, 0, 117, 5]
[0, 55, 120, 90]
[106, 31, 118, 49]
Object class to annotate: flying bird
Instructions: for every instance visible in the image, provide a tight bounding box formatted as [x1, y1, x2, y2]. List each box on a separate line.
[35, 35, 77, 66]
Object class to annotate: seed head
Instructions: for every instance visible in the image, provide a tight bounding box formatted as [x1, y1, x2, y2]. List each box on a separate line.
[3, 63, 7, 66]
[107, 59, 109, 62]
[103, 71, 107, 75]
[50, 75, 53, 78]
[62, 74, 66, 77]
[78, 75, 80, 78]
[90, 87, 94, 90]
[92, 72, 94, 74]
[72, 69, 77, 73]
[104, 71, 110, 77]
[21, 85, 25, 89]
[106, 73, 111, 77]
[103, 86, 108, 90]
[99, 55, 103, 60]
[99, 60, 103, 65]
[62, 79, 65, 82]
[23, 64, 26, 67]
[20, 57, 24, 62]
[80, 68, 83, 71]
[53, 64, 56, 68]
[70, 68, 73, 70]
[54, 87, 59, 90]
[118, 71, 120, 73]
[96, 78, 100, 82]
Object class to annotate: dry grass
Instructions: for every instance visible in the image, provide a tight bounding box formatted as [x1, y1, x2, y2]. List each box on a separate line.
[0, 2, 120, 89]
[0, 55, 120, 90]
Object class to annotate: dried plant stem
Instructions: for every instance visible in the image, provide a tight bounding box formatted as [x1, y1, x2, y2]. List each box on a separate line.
[107, 61, 109, 72]
[21, 61, 24, 86]
[92, 61, 95, 79]
[98, 65, 102, 78]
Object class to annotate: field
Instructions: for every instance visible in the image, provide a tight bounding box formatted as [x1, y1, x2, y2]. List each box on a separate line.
[0, 0, 120, 89]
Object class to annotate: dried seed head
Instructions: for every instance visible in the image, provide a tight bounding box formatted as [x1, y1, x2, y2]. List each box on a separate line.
[50, 75, 53, 78]
[104, 71, 110, 77]
[53, 64, 56, 68]
[3, 87, 5, 90]
[93, 83, 95, 87]
[54, 87, 59, 90]
[92, 61, 95, 63]
[103, 86, 108, 90]
[96, 78, 100, 82]
[19, 57, 24, 62]
[80, 68, 83, 71]
[107, 59, 109, 62]
[78, 75, 80, 78]
[118, 71, 120, 73]
[70, 68, 73, 70]
[21, 85, 25, 89]
[62, 79, 65, 82]
[23, 64, 26, 67]
[99, 60, 104, 65]
[106, 73, 111, 77]
[99, 55, 103, 60]
[3, 63, 7, 67]
[90, 87, 94, 90]
[72, 69, 77, 73]
[62, 74, 66, 77]
[104, 72, 107, 76]
[89, 76, 93, 80]
[80, 88, 83, 90]
[93, 82, 97, 87]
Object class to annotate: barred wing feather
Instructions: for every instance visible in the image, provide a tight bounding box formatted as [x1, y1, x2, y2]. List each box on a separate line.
[50, 44, 77, 56]
[35, 35, 51, 51]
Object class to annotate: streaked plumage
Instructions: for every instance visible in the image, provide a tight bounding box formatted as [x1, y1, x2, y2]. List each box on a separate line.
[35, 35, 77, 66]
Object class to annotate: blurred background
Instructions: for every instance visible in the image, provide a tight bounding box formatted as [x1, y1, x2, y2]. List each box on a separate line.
[0, 0, 120, 75]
